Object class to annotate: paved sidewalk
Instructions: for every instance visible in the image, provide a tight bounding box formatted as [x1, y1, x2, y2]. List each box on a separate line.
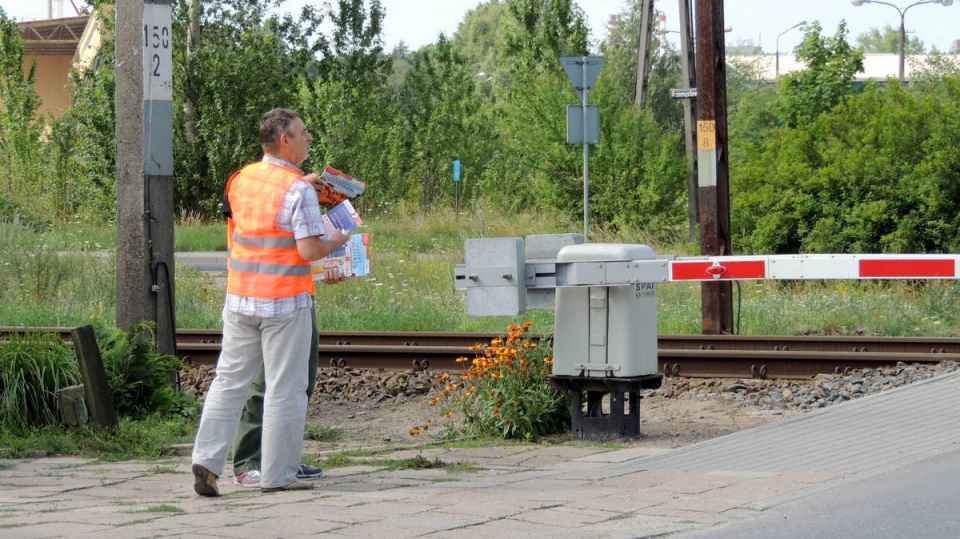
[2, 370, 959, 538]
[0, 444, 826, 539]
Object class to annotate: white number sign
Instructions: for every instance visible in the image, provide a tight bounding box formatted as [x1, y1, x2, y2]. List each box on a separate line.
[143, 3, 172, 101]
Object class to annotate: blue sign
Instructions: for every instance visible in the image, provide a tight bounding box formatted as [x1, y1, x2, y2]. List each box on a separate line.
[453, 160, 461, 182]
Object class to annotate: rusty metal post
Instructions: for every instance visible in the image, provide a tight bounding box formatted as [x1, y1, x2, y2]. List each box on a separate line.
[694, 0, 733, 334]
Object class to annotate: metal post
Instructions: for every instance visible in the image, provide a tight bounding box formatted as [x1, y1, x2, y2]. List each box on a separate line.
[582, 61, 590, 242]
[776, 21, 805, 83]
[695, 0, 733, 334]
[852, 0, 956, 83]
[898, 13, 906, 81]
[115, 0, 176, 355]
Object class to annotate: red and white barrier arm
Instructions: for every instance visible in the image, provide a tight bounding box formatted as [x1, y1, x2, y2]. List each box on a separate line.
[668, 254, 960, 282]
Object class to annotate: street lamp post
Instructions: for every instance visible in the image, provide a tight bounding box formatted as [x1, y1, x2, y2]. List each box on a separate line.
[776, 21, 806, 82]
[851, 0, 954, 82]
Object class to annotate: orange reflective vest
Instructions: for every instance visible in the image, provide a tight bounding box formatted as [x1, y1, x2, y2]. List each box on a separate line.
[226, 162, 314, 299]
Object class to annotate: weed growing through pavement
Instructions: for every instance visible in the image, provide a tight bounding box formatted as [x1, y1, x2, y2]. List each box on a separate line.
[304, 423, 343, 442]
[411, 322, 569, 441]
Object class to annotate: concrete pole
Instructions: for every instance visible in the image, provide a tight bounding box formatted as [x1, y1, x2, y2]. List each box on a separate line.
[115, 0, 177, 355]
[634, 0, 655, 107]
[678, 0, 698, 241]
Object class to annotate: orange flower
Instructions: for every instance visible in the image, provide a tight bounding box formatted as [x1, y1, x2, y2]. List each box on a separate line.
[469, 344, 482, 351]
[456, 356, 470, 363]
[522, 321, 533, 329]
[444, 383, 458, 392]
[438, 373, 450, 382]
[522, 342, 536, 349]
[429, 397, 441, 405]
[443, 411, 453, 418]
[493, 408, 501, 416]
[491, 372, 504, 379]
[544, 357, 554, 364]
[466, 386, 476, 395]
[409, 427, 422, 436]
[490, 338, 503, 346]
[507, 325, 521, 332]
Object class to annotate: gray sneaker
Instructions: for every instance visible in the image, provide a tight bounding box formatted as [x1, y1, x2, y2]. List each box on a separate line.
[234, 470, 261, 488]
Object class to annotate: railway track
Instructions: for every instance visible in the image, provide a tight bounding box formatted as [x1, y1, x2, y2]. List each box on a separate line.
[3, 327, 960, 379]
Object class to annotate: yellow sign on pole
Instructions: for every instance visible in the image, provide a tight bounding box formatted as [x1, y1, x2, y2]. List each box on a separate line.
[697, 120, 716, 150]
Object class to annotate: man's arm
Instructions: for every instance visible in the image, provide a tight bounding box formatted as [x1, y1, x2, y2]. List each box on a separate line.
[296, 230, 349, 261]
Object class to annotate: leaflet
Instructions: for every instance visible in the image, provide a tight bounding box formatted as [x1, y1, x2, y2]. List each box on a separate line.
[312, 233, 370, 280]
[321, 199, 363, 232]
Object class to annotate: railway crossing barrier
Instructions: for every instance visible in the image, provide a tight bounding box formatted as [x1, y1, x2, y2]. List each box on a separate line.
[454, 234, 960, 439]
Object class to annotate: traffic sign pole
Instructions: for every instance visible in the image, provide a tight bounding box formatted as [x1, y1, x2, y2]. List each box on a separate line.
[561, 56, 604, 242]
[581, 60, 590, 242]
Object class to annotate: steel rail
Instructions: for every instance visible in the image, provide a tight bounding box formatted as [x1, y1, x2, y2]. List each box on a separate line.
[3, 327, 959, 379]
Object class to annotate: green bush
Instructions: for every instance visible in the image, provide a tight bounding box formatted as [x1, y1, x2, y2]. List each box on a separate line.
[95, 321, 197, 420]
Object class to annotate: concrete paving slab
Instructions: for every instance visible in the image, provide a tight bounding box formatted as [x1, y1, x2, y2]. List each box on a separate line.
[2, 369, 960, 538]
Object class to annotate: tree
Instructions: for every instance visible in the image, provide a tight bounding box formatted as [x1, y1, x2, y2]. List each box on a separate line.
[777, 21, 864, 128]
[856, 25, 925, 54]
[172, 0, 330, 214]
[733, 74, 960, 254]
[498, 0, 588, 93]
[59, 0, 117, 221]
[451, 0, 504, 86]
[0, 9, 46, 214]
[390, 36, 488, 206]
[297, 0, 395, 211]
[599, 1, 684, 129]
[475, 0, 589, 212]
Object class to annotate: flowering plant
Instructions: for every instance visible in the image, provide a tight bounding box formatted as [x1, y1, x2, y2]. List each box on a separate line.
[412, 322, 568, 440]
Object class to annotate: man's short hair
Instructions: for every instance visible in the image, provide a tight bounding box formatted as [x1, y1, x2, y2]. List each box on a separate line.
[259, 108, 301, 146]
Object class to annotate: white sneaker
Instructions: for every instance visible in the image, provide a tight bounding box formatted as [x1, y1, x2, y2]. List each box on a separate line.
[233, 470, 261, 488]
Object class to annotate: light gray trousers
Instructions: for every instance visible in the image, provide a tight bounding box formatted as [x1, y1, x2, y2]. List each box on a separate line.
[192, 306, 311, 488]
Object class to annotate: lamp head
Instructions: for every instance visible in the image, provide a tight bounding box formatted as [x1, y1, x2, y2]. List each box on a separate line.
[851, 0, 867, 5]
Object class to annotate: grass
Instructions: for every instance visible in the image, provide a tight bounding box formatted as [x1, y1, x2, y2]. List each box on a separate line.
[0, 415, 197, 460]
[317, 451, 449, 470]
[145, 505, 185, 514]
[3, 204, 960, 460]
[4, 205, 958, 336]
[304, 423, 343, 442]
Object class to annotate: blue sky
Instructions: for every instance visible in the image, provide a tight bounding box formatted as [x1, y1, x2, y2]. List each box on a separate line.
[3, 0, 958, 54]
